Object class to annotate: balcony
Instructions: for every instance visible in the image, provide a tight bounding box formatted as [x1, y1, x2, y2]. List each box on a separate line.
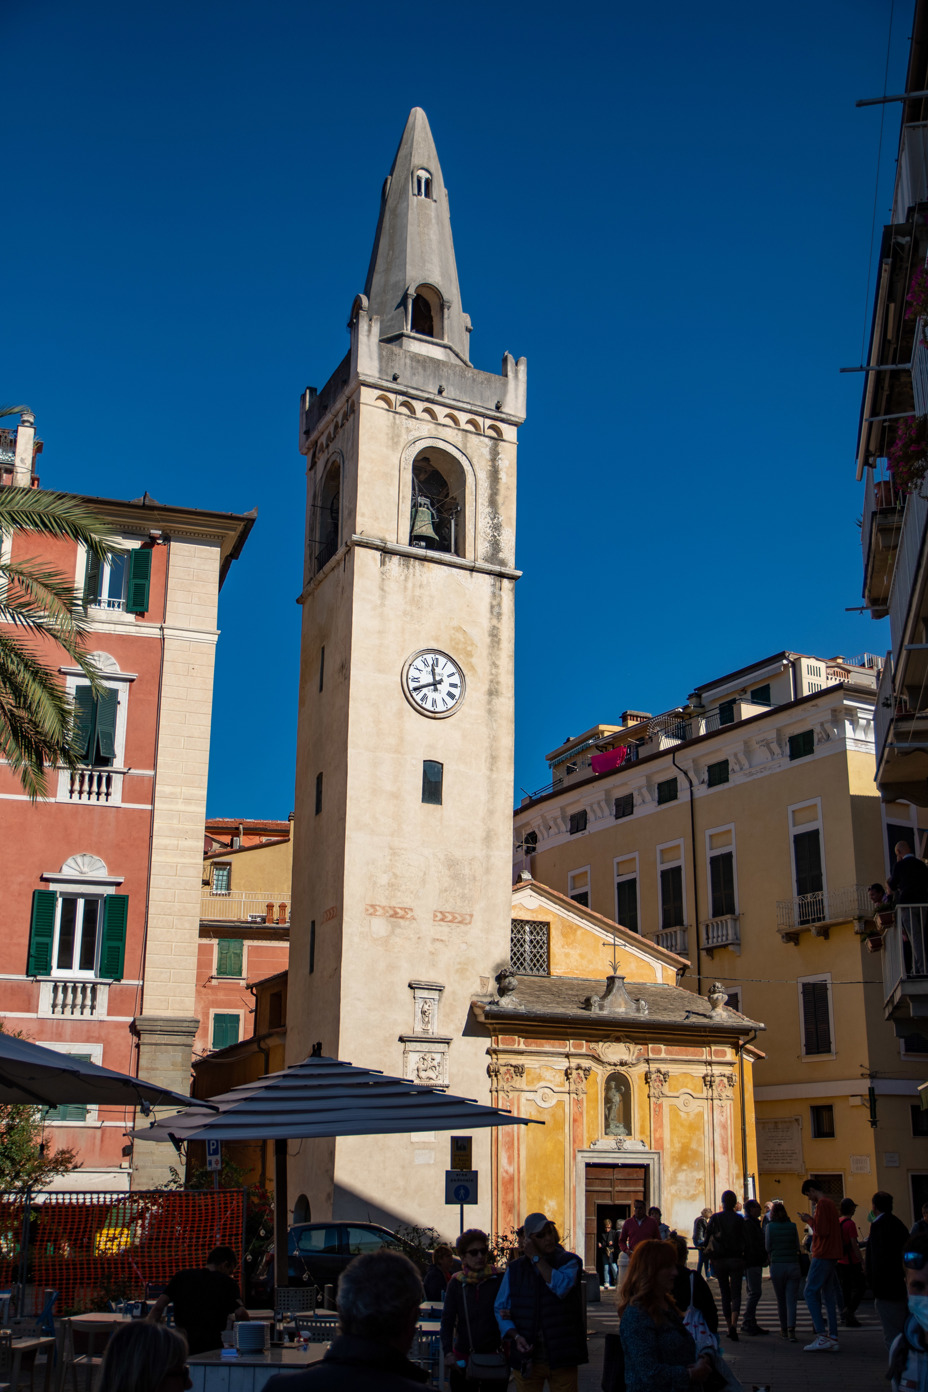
[57, 767, 125, 806]
[702, 915, 740, 955]
[861, 471, 903, 618]
[889, 486, 928, 666]
[893, 123, 928, 223]
[776, 883, 873, 941]
[656, 926, 688, 956]
[874, 649, 928, 805]
[200, 889, 290, 925]
[38, 979, 109, 1019]
[882, 905, 928, 1024]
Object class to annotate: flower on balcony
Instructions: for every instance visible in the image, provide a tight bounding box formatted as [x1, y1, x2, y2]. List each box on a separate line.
[888, 414, 928, 493]
[906, 264, 928, 324]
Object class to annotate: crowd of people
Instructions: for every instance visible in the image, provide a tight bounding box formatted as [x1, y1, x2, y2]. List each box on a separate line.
[96, 1183, 928, 1392]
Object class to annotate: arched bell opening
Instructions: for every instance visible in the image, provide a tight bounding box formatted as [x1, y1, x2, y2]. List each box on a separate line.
[409, 448, 465, 556]
[411, 283, 443, 340]
[315, 462, 341, 573]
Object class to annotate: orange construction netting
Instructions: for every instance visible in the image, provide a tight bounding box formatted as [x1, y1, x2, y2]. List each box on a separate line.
[0, 1189, 246, 1314]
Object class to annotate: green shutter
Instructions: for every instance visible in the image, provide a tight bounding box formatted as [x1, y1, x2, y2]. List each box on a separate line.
[212, 1014, 240, 1049]
[71, 686, 94, 761]
[126, 548, 152, 615]
[44, 1056, 92, 1124]
[95, 689, 118, 760]
[27, 890, 57, 976]
[216, 938, 244, 977]
[99, 895, 128, 980]
[83, 554, 101, 609]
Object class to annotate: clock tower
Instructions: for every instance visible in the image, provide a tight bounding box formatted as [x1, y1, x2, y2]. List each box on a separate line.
[288, 108, 526, 1231]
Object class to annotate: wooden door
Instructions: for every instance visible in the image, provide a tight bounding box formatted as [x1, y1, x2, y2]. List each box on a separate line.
[584, 1164, 647, 1268]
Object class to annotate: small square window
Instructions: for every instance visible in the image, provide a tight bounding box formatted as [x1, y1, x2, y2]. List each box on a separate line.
[912, 1104, 928, 1137]
[903, 1033, 928, 1055]
[510, 919, 549, 974]
[212, 864, 231, 894]
[656, 778, 678, 805]
[315, 772, 323, 815]
[750, 684, 771, 706]
[211, 1013, 240, 1050]
[707, 760, 729, 788]
[725, 989, 742, 1013]
[719, 702, 735, 726]
[422, 760, 443, 805]
[309, 920, 316, 975]
[789, 730, 815, 761]
[810, 1104, 835, 1138]
[614, 794, 634, 820]
[318, 646, 325, 693]
[568, 810, 587, 835]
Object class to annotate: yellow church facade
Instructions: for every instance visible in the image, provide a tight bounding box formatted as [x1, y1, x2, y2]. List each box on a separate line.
[477, 881, 762, 1266]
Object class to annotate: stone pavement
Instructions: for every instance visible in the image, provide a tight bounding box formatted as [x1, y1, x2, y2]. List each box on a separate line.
[580, 1275, 891, 1391]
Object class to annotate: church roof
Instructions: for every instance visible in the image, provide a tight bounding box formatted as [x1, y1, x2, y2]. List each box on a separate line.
[363, 107, 470, 362]
[476, 973, 764, 1035]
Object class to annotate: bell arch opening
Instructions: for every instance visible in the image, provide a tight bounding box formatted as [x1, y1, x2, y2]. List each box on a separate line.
[409, 448, 465, 556]
[411, 284, 442, 340]
[315, 461, 341, 573]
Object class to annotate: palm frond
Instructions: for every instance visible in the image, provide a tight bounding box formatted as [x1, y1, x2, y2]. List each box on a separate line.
[0, 489, 119, 562]
[0, 406, 29, 420]
[0, 630, 76, 743]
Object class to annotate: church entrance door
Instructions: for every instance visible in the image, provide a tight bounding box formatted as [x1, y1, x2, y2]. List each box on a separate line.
[584, 1163, 647, 1269]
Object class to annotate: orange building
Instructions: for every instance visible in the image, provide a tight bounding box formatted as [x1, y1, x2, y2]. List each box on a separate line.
[0, 412, 253, 1189]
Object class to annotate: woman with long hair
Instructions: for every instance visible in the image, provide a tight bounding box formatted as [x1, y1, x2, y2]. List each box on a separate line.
[764, 1200, 802, 1341]
[99, 1324, 191, 1392]
[618, 1240, 712, 1392]
[439, 1228, 505, 1390]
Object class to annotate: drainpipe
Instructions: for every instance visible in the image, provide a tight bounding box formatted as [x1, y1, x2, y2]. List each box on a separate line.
[671, 749, 701, 994]
[738, 1029, 757, 1197]
[252, 987, 272, 1192]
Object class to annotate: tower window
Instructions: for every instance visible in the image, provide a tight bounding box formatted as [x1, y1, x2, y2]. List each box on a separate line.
[414, 168, 432, 199]
[315, 772, 323, 816]
[410, 283, 442, 339]
[315, 463, 340, 574]
[422, 760, 443, 805]
[409, 450, 464, 556]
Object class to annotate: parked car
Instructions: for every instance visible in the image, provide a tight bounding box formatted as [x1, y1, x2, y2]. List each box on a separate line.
[252, 1221, 426, 1299]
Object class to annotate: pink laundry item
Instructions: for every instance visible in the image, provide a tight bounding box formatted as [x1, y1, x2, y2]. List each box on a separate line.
[591, 747, 628, 775]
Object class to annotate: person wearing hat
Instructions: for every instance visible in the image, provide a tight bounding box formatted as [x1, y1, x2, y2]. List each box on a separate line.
[494, 1211, 587, 1390]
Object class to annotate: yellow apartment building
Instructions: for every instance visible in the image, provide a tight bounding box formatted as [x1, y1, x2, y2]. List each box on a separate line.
[513, 650, 928, 1220]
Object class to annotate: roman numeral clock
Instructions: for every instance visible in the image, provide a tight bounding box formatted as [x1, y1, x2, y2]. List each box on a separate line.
[402, 649, 466, 717]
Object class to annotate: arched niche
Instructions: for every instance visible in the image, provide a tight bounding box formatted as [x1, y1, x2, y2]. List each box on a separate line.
[398, 438, 477, 562]
[411, 283, 443, 340]
[314, 458, 341, 573]
[293, 1193, 311, 1223]
[413, 168, 433, 199]
[603, 1072, 632, 1137]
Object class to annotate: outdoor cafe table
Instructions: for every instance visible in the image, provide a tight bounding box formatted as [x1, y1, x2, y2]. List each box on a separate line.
[188, 1346, 327, 1392]
[8, 1335, 55, 1392]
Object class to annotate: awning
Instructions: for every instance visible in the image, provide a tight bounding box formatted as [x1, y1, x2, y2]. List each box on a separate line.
[0, 1032, 200, 1111]
[134, 1055, 537, 1142]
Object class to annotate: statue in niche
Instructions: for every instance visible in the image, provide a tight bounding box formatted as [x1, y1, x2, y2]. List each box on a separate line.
[419, 999, 434, 1033]
[604, 1072, 630, 1136]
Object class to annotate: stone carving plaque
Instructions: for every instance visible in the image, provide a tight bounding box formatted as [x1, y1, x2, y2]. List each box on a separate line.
[756, 1117, 804, 1174]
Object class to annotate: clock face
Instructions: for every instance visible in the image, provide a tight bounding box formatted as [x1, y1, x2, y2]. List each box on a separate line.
[402, 649, 466, 718]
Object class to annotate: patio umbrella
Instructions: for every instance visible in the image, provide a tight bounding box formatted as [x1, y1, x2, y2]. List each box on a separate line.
[134, 1055, 537, 1284]
[0, 1031, 202, 1111]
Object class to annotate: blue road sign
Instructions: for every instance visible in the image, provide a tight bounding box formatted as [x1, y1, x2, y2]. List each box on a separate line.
[445, 1169, 477, 1204]
[206, 1138, 222, 1171]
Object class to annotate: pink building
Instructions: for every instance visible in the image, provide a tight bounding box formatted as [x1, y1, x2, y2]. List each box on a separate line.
[0, 412, 254, 1189]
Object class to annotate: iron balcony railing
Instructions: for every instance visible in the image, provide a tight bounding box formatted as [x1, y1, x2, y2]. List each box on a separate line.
[883, 904, 928, 1010]
[200, 890, 290, 925]
[889, 486, 928, 663]
[776, 883, 874, 932]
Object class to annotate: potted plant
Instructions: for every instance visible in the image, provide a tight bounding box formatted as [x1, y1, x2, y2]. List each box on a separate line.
[906, 264, 928, 331]
[888, 414, 928, 493]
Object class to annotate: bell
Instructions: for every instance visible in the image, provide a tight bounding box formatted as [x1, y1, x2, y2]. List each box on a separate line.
[410, 503, 439, 545]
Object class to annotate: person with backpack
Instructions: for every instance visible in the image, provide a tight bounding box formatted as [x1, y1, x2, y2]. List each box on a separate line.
[837, 1198, 865, 1329]
[887, 1236, 928, 1392]
[704, 1190, 746, 1341]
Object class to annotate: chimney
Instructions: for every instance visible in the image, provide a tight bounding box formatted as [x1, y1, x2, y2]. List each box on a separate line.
[12, 412, 36, 488]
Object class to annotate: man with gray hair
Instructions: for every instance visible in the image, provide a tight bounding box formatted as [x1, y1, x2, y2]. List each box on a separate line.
[264, 1251, 428, 1390]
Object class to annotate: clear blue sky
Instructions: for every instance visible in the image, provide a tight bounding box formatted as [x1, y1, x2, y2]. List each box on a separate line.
[3, 0, 911, 815]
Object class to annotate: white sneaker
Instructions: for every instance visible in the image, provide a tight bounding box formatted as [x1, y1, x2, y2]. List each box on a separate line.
[804, 1335, 839, 1352]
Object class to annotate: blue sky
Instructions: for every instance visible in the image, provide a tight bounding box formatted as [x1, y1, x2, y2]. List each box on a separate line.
[3, 0, 911, 814]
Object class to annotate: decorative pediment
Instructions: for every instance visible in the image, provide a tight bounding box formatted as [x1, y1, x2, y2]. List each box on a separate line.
[60, 853, 108, 877]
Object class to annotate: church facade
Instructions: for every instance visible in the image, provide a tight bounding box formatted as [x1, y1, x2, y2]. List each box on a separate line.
[287, 109, 526, 1231]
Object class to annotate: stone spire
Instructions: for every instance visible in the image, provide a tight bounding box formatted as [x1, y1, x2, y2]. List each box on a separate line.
[363, 107, 471, 363]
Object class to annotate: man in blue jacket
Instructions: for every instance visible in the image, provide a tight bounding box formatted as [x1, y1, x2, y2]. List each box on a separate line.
[495, 1211, 587, 1391]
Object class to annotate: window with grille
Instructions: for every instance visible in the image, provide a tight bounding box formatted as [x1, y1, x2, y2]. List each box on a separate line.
[800, 979, 832, 1055]
[518, 830, 538, 855]
[660, 865, 684, 929]
[569, 810, 587, 835]
[709, 852, 736, 917]
[510, 919, 550, 975]
[614, 794, 634, 820]
[657, 778, 678, 805]
[789, 730, 815, 761]
[811, 1104, 835, 1138]
[707, 760, 729, 788]
[212, 863, 231, 894]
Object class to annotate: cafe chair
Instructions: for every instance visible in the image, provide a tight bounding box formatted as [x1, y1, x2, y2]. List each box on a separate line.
[58, 1318, 111, 1392]
[292, 1314, 338, 1343]
[273, 1288, 318, 1315]
[410, 1331, 443, 1389]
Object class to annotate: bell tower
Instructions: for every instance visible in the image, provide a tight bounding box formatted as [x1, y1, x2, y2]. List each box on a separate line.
[288, 108, 526, 1231]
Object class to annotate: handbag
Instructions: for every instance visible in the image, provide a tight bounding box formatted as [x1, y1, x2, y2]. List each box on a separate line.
[601, 1331, 625, 1392]
[683, 1273, 719, 1356]
[460, 1279, 509, 1381]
